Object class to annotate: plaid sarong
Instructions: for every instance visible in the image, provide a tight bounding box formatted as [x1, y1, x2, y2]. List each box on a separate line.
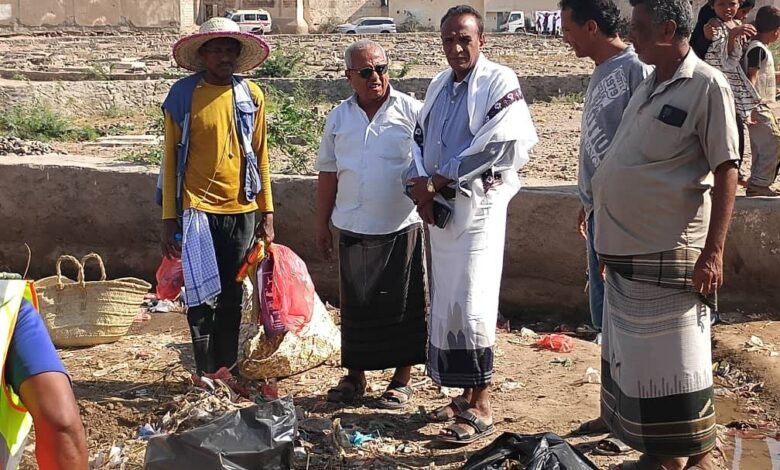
[599, 247, 716, 310]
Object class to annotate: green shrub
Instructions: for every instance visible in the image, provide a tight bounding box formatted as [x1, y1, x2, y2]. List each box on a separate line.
[264, 85, 325, 174]
[253, 49, 306, 78]
[317, 17, 344, 34]
[0, 103, 105, 142]
[390, 60, 417, 79]
[121, 146, 164, 166]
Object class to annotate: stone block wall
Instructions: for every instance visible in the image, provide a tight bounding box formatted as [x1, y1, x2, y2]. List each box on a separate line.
[1, 160, 778, 318]
[0, 75, 590, 116]
[0, 0, 186, 31]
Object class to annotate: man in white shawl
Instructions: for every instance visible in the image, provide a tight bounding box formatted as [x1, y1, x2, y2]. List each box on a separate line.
[406, 5, 538, 445]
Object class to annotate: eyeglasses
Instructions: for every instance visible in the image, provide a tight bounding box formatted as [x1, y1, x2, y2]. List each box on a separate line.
[347, 64, 389, 79]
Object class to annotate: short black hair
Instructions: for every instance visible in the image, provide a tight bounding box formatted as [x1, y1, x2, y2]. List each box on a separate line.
[629, 0, 692, 38]
[559, 0, 623, 37]
[740, 0, 756, 10]
[440, 5, 485, 34]
[755, 5, 780, 33]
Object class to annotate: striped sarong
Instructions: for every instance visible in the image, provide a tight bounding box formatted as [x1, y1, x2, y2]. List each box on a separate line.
[600, 247, 716, 309]
[601, 268, 716, 457]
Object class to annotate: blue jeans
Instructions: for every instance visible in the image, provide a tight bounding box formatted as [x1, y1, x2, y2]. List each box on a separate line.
[586, 213, 604, 331]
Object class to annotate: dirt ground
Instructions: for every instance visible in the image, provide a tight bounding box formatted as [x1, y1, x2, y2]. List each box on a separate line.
[17, 309, 780, 470]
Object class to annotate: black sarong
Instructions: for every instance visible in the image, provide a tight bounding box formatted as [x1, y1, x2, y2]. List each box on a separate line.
[338, 223, 428, 371]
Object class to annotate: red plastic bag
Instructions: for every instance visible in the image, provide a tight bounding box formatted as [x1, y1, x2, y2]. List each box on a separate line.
[268, 244, 315, 335]
[536, 334, 574, 353]
[156, 256, 184, 300]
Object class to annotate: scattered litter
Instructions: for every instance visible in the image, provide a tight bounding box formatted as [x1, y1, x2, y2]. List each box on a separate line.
[744, 335, 777, 356]
[584, 367, 601, 384]
[520, 327, 539, 340]
[348, 430, 379, 448]
[497, 311, 511, 332]
[499, 380, 523, 392]
[89, 451, 106, 469]
[551, 357, 573, 368]
[137, 423, 159, 440]
[331, 418, 352, 455]
[537, 334, 575, 353]
[108, 445, 123, 468]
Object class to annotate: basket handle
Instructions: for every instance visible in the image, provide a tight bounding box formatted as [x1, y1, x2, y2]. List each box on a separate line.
[55, 255, 85, 289]
[80, 253, 107, 282]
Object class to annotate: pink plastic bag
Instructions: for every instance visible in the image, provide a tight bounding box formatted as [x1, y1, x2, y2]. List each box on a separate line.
[536, 334, 574, 353]
[267, 244, 315, 335]
[155, 256, 183, 300]
[257, 255, 286, 337]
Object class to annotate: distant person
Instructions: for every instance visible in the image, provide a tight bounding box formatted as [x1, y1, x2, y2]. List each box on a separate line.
[743, 6, 780, 196]
[316, 40, 427, 408]
[593, 0, 739, 468]
[537, 14, 543, 33]
[704, 0, 759, 185]
[543, 12, 551, 34]
[158, 17, 275, 377]
[559, 0, 650, 456]
[0, 277, 88, 469]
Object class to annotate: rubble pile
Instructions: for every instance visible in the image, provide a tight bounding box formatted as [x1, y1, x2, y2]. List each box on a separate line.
[0, 136, 54, 155]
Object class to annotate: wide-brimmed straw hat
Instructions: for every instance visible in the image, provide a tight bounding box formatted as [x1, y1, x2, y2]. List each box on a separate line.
[172, 17, 271, 73]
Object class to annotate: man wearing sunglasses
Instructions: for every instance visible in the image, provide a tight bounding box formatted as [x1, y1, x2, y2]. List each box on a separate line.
[406, 5, 538, 445]
[315, 40, 427, 410]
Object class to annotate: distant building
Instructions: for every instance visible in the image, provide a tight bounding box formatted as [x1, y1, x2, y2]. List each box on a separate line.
[0, 0, 196, 32]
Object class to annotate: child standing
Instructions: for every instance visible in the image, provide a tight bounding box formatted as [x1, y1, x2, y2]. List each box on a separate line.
[744, 6, 780, 196]
[704, 0, 760, 184]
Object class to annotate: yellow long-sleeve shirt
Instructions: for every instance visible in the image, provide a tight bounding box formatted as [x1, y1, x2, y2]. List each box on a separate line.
[161, 79, 273, 220]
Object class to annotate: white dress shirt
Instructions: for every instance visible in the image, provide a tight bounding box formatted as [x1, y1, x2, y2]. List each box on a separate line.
[315, 87, 422, 235]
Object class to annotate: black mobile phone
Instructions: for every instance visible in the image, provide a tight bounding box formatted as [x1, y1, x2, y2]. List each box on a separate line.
[433, 201, 452, 229]
[658, 104, 687, 128]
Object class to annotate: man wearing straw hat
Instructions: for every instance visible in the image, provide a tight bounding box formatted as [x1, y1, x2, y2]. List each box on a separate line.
[158, 17, 275, 377]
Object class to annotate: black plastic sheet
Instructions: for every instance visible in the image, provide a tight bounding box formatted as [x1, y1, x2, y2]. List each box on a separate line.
[144, 397, 296, 470]
[462, 432, 599, 470]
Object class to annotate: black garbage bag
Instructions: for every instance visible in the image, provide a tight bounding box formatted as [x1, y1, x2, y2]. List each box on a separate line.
[144, 396, 296, 470]
[462, 432, 599, 470]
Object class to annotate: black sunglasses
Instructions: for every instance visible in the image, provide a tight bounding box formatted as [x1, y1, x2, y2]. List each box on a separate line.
[348, 64, 389, 79]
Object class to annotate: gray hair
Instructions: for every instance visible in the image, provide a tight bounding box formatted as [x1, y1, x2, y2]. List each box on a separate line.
[344, 39, 387, 69]
[629, 0, 692, 38]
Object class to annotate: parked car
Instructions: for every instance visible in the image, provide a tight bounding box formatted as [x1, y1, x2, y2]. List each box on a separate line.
[498, 11, 525, 33]
[223, 9, 272, 34]
[336, 17, 397, 34]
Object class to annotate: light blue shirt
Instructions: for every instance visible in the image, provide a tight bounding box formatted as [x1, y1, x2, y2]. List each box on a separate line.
[422, 72, 474, 180]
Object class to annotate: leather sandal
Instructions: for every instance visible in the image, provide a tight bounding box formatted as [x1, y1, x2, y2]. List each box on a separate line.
[375, 380, 414, 410]
[435, 409, 496, 445]
[426, 395, 470, 422]
[326, 375, 365, 404]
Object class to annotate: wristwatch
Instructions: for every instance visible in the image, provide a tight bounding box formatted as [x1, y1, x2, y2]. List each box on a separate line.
[426, 176, 436, 194]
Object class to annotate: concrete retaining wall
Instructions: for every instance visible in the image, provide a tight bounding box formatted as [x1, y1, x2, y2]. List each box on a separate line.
[0, 74, 589, 116]
[1, 158, 778, 320]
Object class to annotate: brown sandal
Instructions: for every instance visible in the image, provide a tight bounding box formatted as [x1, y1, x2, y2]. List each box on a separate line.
[426, 395, 470, 422]
[326, 375, 365, 404]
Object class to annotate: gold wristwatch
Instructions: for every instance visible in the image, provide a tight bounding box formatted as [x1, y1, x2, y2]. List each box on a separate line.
[426, 176, 436, 194]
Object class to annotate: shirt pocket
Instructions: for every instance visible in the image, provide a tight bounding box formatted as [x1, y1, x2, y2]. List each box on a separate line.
[640, 117, 687, 162]
[377, 123, 414, 161]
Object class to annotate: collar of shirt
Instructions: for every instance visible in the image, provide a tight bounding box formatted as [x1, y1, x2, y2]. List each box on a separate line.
[348, 85, 401, 108]
[447, 68, 475, 95]
[645, 49, 698, 99]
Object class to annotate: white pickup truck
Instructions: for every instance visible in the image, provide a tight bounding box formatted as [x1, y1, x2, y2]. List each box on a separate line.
[498, 11, 525, 33]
